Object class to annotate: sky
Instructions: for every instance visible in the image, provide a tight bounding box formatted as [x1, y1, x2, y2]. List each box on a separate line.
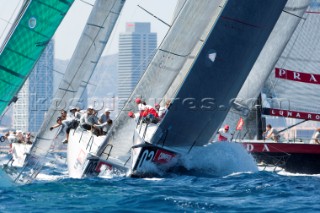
[0, 0, 178, 59]
[54, 0, 178, 59]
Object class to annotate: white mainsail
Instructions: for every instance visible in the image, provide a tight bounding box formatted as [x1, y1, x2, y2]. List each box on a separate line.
[13, 0, 126, 183]
[97, 0, 226, 163]
[263, 2, 320, 117]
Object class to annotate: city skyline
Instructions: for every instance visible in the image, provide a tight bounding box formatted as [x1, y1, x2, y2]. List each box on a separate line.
[118, 22, 157, 111]
[13, 40, 54, 132]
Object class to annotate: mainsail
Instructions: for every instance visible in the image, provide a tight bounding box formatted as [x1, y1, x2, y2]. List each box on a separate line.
[263, 2, 320, 121]
[0, 0, 74, 115]
[14, 0, 126, 183]
[150, 0, 288, 147]
[220, 0, 310, 139]
[97, 0, 226, 163]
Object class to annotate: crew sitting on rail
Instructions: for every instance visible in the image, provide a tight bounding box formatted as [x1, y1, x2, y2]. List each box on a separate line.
[16, 130, 25, 143]
[135, 98, 146, 112]
[264, 124, 280, 142]
[159, 100, 171, 119]
[94, 119, 113, 135]
[79, 105, 100, 135]
[50, 107, 81, 144]
[128, 111, 141, 124]
[93, 108, 112, 135]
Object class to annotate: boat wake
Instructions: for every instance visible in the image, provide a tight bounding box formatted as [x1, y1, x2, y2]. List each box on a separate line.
[178, 142, 258, 177]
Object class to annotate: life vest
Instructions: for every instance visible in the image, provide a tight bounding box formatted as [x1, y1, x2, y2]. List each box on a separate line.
[141, 107, 159, 118]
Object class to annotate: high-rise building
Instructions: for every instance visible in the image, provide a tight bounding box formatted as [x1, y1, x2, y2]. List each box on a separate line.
[13, 40, 54, 133]
[118, 22, 157, 110]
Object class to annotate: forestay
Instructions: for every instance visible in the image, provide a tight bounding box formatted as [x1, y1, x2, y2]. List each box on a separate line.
[15, 0, 125, 183]
[0, 0, 74, 115]
[263, 1, 320, 119]
[98, 0, 225, 163]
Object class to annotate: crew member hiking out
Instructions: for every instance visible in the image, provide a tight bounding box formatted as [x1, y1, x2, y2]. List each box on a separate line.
[218, 125, 232, 141]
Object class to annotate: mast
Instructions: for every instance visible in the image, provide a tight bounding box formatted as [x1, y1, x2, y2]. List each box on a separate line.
[256, 94, 264, 140]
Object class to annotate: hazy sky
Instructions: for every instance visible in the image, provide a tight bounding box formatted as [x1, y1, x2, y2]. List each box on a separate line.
[54, 0, 178, 59]
[0, 0, 177, 59]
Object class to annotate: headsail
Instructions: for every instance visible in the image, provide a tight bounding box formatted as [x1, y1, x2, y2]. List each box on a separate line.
[14, 0, 126, 183]
[263, 2, 320, 120]
[97, 0, 226, 163]
[0, 0, 74, 115]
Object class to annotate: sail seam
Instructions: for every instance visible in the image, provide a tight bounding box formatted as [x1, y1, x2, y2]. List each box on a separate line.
[158, 48, 189, 58]
[0, 65, 24, 78]
[282, 10, 306, 20]
[6, 47, 35, 61]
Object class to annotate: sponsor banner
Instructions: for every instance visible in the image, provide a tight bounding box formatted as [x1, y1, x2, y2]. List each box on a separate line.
[263, 108, 320, 121]
[275, 68, 320, 85]
[153, 149, 176, 164]
[241, 142, 320, 154]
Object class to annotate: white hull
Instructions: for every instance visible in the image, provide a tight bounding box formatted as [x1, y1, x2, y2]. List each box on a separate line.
[67, 124, 180, 178]
[67, 129, 106, 178]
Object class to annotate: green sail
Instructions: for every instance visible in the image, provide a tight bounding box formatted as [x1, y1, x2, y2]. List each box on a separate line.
[0, 0, 74, 114]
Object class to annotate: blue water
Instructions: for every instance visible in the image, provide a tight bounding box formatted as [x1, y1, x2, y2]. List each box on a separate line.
[1, 172, 320, 212]
[1, 143, 320, 212]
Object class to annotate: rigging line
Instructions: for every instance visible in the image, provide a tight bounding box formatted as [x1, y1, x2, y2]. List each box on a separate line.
[169, 0, 187, 26]
[158, 48, 189, 58]
[0, 17, 13, 24]
[0, 0, 25, 40]
[282, 10, 306, 20]
[137, 5, 171, 27]
[79, 0, 94, 6]
[278, 119, 307, 134]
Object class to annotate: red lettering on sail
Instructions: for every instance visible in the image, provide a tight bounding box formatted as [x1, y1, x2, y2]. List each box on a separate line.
[275, 68, 320, 84]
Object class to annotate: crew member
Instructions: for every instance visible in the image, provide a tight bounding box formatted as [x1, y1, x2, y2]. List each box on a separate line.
[218, 125, 232, 141]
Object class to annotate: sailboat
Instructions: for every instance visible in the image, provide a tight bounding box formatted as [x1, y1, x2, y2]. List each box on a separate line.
[2, 0, 126, 184]
[67, 0, 288, 178]
[0, 0, 74, 181]
[234, 1, 320, 174]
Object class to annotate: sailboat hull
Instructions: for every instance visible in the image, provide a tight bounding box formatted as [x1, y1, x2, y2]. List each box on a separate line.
[240, 142, 320, 174]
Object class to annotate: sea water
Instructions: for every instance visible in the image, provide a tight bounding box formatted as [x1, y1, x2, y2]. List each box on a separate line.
[1, 143, 320, 212]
